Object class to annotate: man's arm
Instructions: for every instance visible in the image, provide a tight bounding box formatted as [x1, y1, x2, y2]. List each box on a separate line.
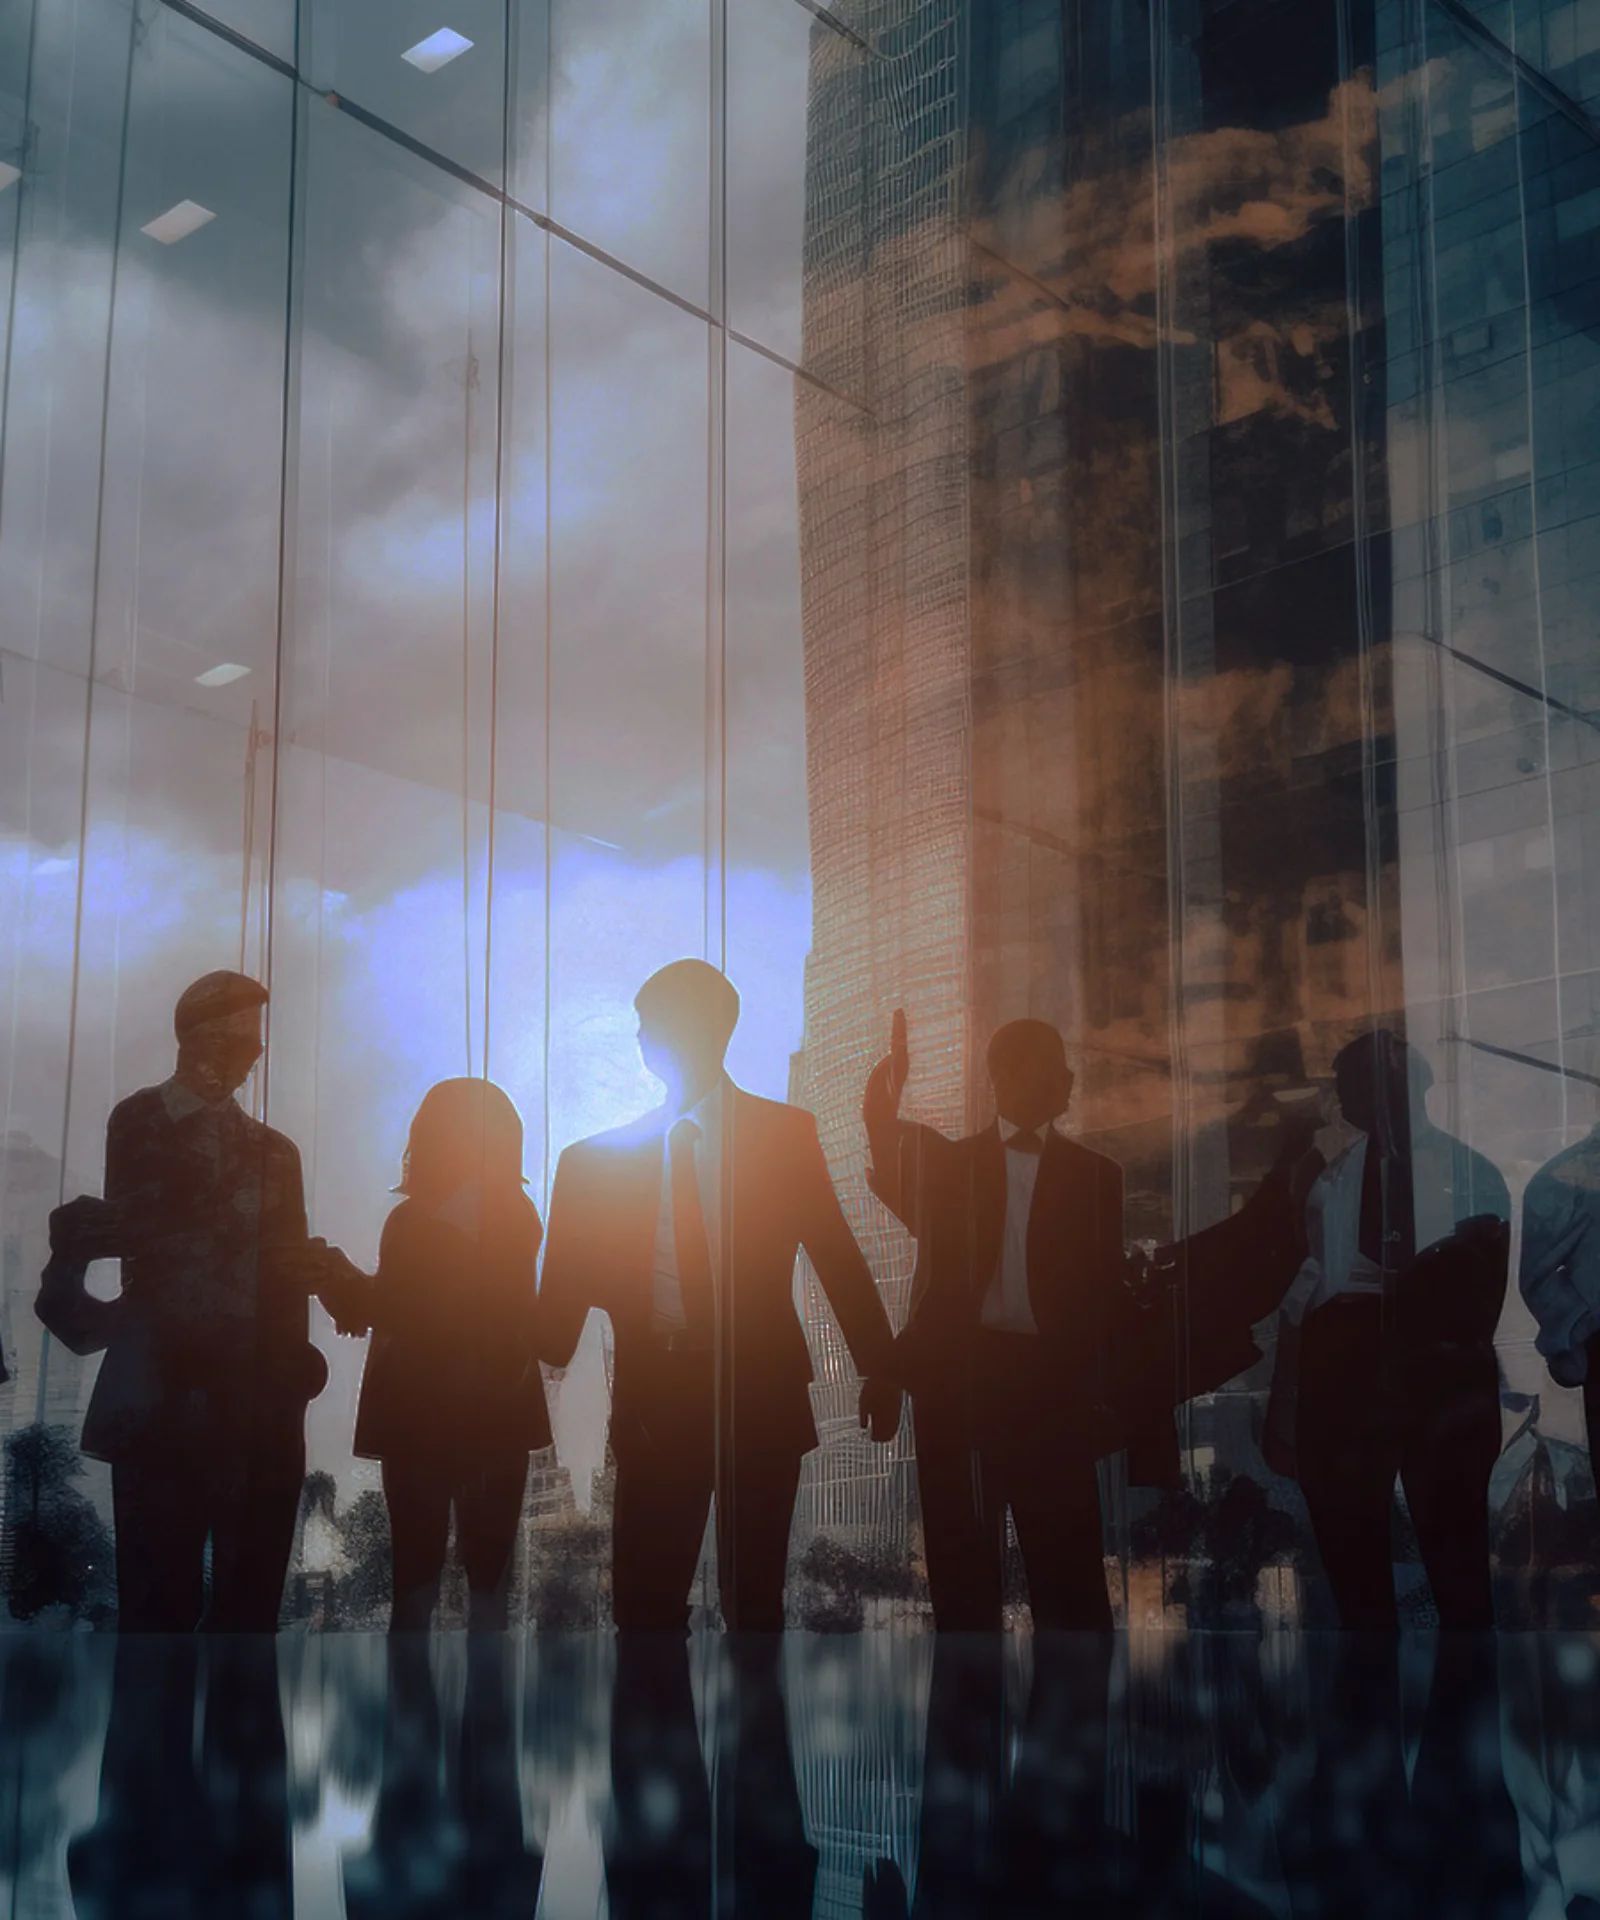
[535, 1145, 599, 1369]
[862, 1008, 948, 1233]
[36, 1198, 124, 1356]
[797, 1115, 896, 1382]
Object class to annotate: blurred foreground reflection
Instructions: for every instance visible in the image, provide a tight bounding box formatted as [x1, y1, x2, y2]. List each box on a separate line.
[3, 1628, 1595, 1916]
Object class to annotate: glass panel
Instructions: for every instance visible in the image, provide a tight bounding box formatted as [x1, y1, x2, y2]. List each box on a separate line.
[300, 0, 542, 195]
[728, 0, 866, 376]
[543, 238, 709, 1504]
[548, 0, 710, 308]
[274, 100, 516, 1481]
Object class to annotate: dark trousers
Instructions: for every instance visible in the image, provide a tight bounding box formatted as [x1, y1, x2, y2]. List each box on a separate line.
[112, 1434, 304, 1632]
[611, 1348, 804, 1632]
[913, 1332, 1111, 1633]
[381, 1450, 529, 1628]
[1297, 1295, 1500, 1630]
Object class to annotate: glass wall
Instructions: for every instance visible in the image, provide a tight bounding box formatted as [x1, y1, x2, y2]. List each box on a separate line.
[4, 0, 1600, 1647]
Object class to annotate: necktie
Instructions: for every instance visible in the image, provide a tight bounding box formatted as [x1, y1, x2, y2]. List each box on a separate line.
[1005, 1129, 1044, 1156]
[1358, 1136, 1415, 1271]
[669, 1118, 716, 1340]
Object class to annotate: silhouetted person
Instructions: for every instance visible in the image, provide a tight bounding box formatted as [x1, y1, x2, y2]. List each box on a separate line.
[863, 1011, 1122, 1631]
[35, 971, 365, 1631]
[343, 1633, 543, 1919]
[1286, 1030, 1510, 1629]
[68, 1634, 292, 1918]
[1520, 1121, 1600, 1475]
[351, 1078, 549, 1631]
[538, 959, 900, 1632]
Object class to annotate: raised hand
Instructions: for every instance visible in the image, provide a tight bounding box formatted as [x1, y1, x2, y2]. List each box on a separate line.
[864, 1007, 911, 1125]
[858, 1373, 902, 1443]
[888, 1006, 909, 1101]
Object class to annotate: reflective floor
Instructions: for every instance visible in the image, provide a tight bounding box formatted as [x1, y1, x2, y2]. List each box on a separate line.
[0, 1627, 1586, 1916]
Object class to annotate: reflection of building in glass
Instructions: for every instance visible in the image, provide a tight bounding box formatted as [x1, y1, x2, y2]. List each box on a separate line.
[790, 0, 971, 1561]
[796, 0, 1600, 1615]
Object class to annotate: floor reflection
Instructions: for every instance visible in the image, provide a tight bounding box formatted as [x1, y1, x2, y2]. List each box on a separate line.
[0, 1628, 1580, 1915]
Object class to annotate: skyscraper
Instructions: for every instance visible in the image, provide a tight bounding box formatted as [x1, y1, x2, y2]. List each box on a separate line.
[795, 0, 1600, 1607]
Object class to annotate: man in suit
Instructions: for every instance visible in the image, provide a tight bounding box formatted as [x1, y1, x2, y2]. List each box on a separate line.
[35, 969, 365, 1631]
[862, 1011, 1124, 1631]
[537, 958, 901, 1633]
[1286, 1029, 1510, 1629]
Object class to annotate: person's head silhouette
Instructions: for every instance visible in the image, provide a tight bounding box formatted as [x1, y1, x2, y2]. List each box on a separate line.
[397, 1078, 526, 1206]
[635, 960, 740, 1114]
[986, 1019, 1075, 1134]
[1332, 1029, 1431, 1145]
[172, 970, 268, 1103]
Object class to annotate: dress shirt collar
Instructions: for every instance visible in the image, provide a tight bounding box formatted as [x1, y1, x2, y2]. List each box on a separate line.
[672, 1076, 727, 1135]
[997, 1116, 1048, 1151]
[158, 1074, 236, 1124]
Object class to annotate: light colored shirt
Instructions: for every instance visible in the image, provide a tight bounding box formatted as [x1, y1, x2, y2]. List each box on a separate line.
[1521, 1125, 1600, 1385]
[1282, 1136, 1386, 1325]
[650, 1079, 725, 1333]
[978, 1118, 1043, 1336]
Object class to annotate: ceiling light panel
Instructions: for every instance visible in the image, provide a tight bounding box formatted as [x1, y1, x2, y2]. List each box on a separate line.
[194, 662, 250, 688]
[402, 28, 474, 72]
[141, 200, 216, 244]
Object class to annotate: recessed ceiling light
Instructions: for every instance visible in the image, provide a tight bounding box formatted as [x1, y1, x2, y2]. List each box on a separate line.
[0, 163, 19, 193]
[402, 28, 473, 72]
[195, 662, 250, 688]
[141, 200, 216, 244]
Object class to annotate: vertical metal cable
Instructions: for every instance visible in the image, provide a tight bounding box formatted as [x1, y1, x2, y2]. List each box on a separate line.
[260, 0, 308, 1125]
[38, 0, 143, 1426]
[0, 0, 45, 1207]
[541, 0, 554, 1210]
[482, 0, 518, 1083]
[1509, 6, 1569, 1137]
[1148, 0, 1195, 1521]
[461, 325, 476, 1078]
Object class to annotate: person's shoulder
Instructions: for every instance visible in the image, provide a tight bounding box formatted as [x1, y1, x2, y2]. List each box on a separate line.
[108, 1084, 167, 1128]
[235, 1106, 302, 1163]
[731, 1086, 805, 1132]
[560, 1108, 667, 1161]
[1527, 1132, 1600, 1206]
[1053, 1133, 1123, 1182]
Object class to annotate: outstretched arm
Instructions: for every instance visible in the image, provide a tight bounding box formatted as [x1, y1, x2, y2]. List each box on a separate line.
[535, 1146, 599, 1369]
[796, 1115, 899, 1446]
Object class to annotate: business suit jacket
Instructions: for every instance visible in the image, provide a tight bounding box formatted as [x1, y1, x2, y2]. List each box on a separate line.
[59, 1083, 322, 1463]
[353, 1185, 550, 1467]
[537, 1082, 895, 1465]
[867, 1117, 1126, 1420]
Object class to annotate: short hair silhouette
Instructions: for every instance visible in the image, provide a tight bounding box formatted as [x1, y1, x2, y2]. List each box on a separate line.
[634, 960, 741, 1051]
[1332, 1029, 1433, 1100]
[173, 970, 268, 1041]
[986, 1018, 1070, 1083]
[398, 1078, 526, 1203]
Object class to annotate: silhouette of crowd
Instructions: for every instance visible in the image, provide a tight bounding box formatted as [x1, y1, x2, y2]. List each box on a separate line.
[29, 956, 1596, 1640]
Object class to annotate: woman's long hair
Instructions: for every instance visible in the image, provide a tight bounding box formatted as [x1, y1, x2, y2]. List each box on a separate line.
[397, 1078, 526, 1207]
